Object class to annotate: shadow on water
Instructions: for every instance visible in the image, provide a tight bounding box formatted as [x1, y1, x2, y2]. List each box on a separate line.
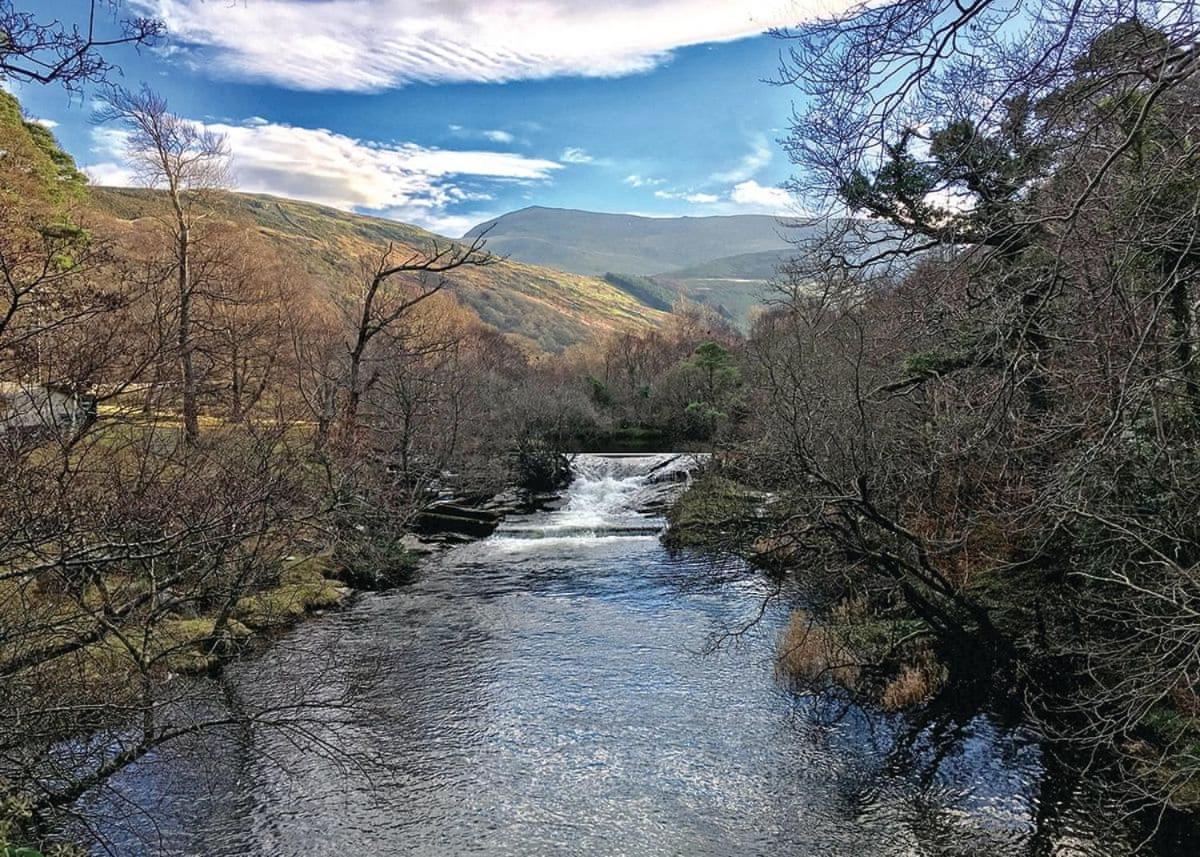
[75, 454, 1196, 856]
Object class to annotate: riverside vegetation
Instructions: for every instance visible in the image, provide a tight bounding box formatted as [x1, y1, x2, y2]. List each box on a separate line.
[3, 0, 1200, 853]
[665, 0, 1200, 835]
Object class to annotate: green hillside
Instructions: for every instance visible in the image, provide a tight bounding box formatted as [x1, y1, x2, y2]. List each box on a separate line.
[0, 90, 87, 207]
[92, 188, 669, 351]
[653, 277, 773, 327]
[463, 206, 794, 276]
[601, 273, 678, 312]
[644, 249, 792, 328]
[659, 249, 790, 282]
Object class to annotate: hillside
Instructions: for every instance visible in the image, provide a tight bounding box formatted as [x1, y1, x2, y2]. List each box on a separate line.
[463, 206, 794, 276]
[0, 90, 88, 209]
[91, 189, 669, 351]
[645, 249, 793, 327]
[659, 249, 791, 282]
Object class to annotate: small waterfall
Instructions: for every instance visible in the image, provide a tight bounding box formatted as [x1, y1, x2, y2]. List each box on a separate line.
[495, 453, 697, 543]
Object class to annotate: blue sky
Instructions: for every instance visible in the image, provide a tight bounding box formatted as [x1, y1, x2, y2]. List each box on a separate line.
[17, 1, 845, 237]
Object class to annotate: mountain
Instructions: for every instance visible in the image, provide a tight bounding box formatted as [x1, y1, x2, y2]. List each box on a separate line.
[462, 206, 813, 328]
[463, 206, 794, 276]
[92, 189, 669, 351]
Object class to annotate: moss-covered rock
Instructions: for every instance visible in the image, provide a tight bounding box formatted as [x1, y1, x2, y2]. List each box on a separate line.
[233, 577, 348, 630]
[663, 473, 767, 551]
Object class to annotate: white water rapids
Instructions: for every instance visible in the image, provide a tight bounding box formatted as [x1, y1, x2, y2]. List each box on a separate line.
[493, 453, 698, 545]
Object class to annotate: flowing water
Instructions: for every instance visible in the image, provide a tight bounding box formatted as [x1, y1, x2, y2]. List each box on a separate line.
[84, 454, 1194, 855]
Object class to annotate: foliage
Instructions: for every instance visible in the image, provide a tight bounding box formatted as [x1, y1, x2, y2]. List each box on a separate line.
[602, 272, 677, 312]
[512, 438, 573, 492]
[725, 0, 1200, 821]
[0, 90, 86, 206]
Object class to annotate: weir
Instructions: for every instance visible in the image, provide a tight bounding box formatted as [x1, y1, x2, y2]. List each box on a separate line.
[495, 453, 694, 542]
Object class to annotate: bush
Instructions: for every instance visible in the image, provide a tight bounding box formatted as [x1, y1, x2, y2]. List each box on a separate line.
[776, 610, 861, 689]
[512, 439, 573, 492]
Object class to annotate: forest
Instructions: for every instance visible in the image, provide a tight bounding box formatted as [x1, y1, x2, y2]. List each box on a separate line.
[3, 0, 1200, 853]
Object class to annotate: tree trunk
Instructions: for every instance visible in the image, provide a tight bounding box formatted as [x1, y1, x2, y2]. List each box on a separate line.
[230, 340, 244, 423]
[344, 349, 363, 433]
[177, 220, 199, 445]
[1167, 267, 1200, 421]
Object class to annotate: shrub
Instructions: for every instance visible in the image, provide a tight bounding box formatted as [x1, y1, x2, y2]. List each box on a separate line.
[776, 610, 861, 689]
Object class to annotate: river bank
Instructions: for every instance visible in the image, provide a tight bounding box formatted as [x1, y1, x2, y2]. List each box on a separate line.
[138, 454, 689, 683]
[662, 460, 1200, 847]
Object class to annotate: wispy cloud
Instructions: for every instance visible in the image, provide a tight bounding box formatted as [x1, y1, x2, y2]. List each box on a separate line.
[449, 126, 524, 146]
[29, 117, 59, 129]
[710, 134, 773, 183]
[623, 174, 663, 187]
[655, 189, 719, 204]
[88, 116, 560, 233]
[560, 147, 594, 164]
[137, 0, 846, 92]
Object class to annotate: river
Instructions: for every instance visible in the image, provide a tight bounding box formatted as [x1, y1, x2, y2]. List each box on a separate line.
[82, 454, 1193, 855]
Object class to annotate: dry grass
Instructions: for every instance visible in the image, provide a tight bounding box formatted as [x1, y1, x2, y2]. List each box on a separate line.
[880, 655, 946, 711]
[881, 665, 935, 711]
[777, 606, 947, 711]
[776, 609, 860, 689]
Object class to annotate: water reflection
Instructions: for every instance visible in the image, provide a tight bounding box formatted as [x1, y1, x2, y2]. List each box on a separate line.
[81, 455, 1193, 855]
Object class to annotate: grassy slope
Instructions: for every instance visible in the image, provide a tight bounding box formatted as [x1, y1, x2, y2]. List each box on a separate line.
[649, 249, 790, 329]
[463, 206, 794, 276]
[601, 272, 678, 312]
[92, 188, 669, 351]
[0, 90, 88, 207]
[655, 277, 772, 328]
[659, 248, 790, 281]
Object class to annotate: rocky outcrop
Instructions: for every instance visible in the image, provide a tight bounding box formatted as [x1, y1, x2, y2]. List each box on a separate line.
[414, 502, 504, 539]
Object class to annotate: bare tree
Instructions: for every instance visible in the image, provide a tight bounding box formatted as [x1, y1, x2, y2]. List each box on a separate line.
[96, 86, 230, 445]
[0, 1, 162, 91]
[739, 0, 1200, 820]
[337, 233, 493, 436]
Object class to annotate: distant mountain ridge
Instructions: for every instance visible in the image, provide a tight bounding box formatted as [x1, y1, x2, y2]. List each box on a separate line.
[93, 189, 669, 352]
[464, 206, 795, 277]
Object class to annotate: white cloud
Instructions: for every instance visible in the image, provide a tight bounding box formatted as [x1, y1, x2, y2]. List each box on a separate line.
[560, 147, 594, 164]
[29, 117, 59, 129]
[655, 189, 719, 204]
[624, 174, 663, 187]
[710, 134, 773, 183]
[212, 122, 561, 212]
[88, 117, 560, 233]
[729, 179, 792, 213]
[449, 126, 525, 145]
[137, 0, 849, 92]
[389, 210, 490, 238]
[85, 161, 138, 186]
[90, 125, 132, 155]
